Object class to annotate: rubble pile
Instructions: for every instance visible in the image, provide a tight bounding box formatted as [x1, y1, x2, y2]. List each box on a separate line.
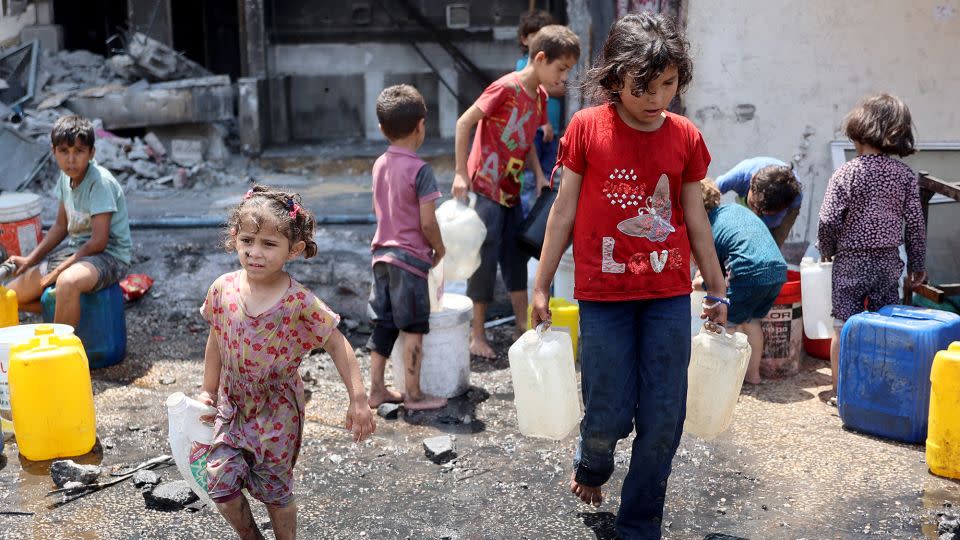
[0, 33, 242, 193]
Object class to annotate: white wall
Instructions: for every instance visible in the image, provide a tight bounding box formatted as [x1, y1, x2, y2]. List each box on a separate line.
[0, 2, 37, 46]
[684, 0, 960, 243]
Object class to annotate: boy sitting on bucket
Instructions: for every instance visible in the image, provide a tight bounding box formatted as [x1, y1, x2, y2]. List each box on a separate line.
[5, 115, 132, 327]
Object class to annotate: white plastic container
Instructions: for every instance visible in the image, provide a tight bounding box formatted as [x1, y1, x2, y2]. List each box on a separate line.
[508, 325, 581, 440]
[0, 192, 42, 257]
[553, 247, 576, 304]
[684, 323, 751, 440]
[435, 194, 486, 281]
[800, 257, 833, 339]
[390, 293, 473, 398]
[166, 392, 217, 505]
[0, 323, 74, 438]
[690, 291, 707, 337]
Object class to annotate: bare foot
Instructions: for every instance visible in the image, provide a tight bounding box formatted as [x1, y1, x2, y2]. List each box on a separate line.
[470, 337, 497, 359]
[743, 374, 762, 385]
[368, 387, 403, 408]
[404, 393, 448, 411]
[570, 473, 603, 506]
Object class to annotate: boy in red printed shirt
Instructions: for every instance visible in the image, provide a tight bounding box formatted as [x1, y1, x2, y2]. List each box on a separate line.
[451, 24, 580, 358]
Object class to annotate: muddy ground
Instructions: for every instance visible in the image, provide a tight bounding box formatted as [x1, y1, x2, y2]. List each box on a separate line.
[1, 165, 959, 539]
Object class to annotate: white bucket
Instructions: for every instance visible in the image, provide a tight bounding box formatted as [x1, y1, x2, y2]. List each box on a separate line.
[554, 247, 576, 304]
[0, 323, 74, 437]
[0, 192, 43, 258]
[390, 293, 473, 398]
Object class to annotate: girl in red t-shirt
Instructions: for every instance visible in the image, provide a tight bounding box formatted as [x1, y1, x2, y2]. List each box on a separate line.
[530, 13, 728, 539]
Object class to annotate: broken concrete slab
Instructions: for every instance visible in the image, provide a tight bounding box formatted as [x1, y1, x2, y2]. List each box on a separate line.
[170, 139, 203, 166]
[65, 75, 234, 130]
[50, 460, 102, 488]
[0, 125, 50, 190]
[126, 32, 210, 82]
[142, 480, 198, 511]
[423, 435, 456, 464]
[131, 469, 161, 488]
[20, 25, 64, 54]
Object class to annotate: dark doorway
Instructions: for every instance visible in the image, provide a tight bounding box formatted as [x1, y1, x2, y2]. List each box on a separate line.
[170, 0, 242, 79]
[53, 0, 128, 55]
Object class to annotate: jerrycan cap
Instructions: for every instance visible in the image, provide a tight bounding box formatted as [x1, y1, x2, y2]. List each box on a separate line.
[34, 325, 55, 336]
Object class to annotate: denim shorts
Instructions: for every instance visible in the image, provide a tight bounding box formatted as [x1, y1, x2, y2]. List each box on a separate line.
[41, 247, 129, 293]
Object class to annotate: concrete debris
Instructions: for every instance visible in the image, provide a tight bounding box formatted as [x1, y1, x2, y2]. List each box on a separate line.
[126, 33, 211, 82]
[941, 513, 960, 535]
[50, 460, 102, 488]
[142, 480, 199, 511]
[143, 132, 166, 158]
[423, 435, 456, 464]
[131, 469, 161, 488]
[159, 375, 176, 385]
[328, 454, 344, 465]
[62, 481, 85, 491]
[65, 76, 234, 130]
[170, 138, 204, 166]
[376, 403, 401, 420]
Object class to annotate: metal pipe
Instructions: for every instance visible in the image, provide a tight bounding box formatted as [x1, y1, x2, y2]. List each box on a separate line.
[42, 214, 377, 230]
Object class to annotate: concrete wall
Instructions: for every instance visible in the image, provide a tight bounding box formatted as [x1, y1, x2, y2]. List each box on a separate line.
[684, 0, 960, 243]
[268, 41, 519, 142]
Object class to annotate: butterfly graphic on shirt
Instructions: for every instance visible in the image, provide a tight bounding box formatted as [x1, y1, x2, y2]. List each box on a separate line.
[616, 174, 675, 243]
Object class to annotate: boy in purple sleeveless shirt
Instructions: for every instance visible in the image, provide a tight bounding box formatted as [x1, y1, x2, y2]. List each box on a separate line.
[367, 85, 448, 411]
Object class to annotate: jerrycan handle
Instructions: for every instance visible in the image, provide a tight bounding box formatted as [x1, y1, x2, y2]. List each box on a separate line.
[464, 192, 478, 210]
[528, 323, 552, 387]
[700, 320, 733, 341]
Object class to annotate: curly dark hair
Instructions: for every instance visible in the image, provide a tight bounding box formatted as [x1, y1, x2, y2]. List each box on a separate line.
[700, 178, 721, 211]
[51, 115, 95, 148]
[844, 93, 916, 157]
[582, 12, 693, 104]
[750, 165, 801, 214]
[225, 184, 318, 259]
[518, 10, 555, 53]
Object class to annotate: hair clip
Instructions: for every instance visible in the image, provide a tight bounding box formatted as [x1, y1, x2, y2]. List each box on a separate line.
[243, 189, 254, 200]
[287, 198, 301, 219]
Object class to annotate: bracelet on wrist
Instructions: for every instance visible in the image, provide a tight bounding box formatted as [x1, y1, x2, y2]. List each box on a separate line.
[703, 295, 731, 307]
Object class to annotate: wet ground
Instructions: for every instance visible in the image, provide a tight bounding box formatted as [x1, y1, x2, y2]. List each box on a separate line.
[2, 160, 959, 539]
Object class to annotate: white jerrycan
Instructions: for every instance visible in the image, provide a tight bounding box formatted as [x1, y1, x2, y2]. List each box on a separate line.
[508, 324, 581, 440]
[684, 323, 751, 440]
[166, 392, 217, 505]
[435, 193, 486, 281]
[800, 257, 833, 339]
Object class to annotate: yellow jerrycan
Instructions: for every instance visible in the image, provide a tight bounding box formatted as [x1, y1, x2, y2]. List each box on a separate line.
[9, 325, 96, 460]
[927, 341, 960, 479]
[0, 286, 20, 436]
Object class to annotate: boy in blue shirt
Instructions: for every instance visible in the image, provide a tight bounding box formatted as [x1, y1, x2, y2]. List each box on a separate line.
[696, 179, 787, 384]
[715, 156, 802, 247]
[6, 115, 132, 327]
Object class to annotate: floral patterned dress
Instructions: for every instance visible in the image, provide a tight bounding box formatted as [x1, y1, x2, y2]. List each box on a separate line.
[200, 270, 339, 505]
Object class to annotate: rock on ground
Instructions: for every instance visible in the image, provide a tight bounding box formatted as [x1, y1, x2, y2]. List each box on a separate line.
[132, 469, 161, 488]
[143, 480, 199, 511]
[423, 435, 456, 464]
[50, 460, 102, 487]
[376, 403, 400, 420]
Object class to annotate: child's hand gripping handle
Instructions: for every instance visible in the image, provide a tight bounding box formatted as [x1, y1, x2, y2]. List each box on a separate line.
[197, 391, 218, 425]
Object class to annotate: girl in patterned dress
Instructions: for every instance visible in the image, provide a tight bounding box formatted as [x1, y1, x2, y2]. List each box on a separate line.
[818, 93, 927, 394]
[199, 185, 376, 539]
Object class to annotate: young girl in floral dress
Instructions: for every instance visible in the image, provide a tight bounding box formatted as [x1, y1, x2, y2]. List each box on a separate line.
[199, 185, 376, 539]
